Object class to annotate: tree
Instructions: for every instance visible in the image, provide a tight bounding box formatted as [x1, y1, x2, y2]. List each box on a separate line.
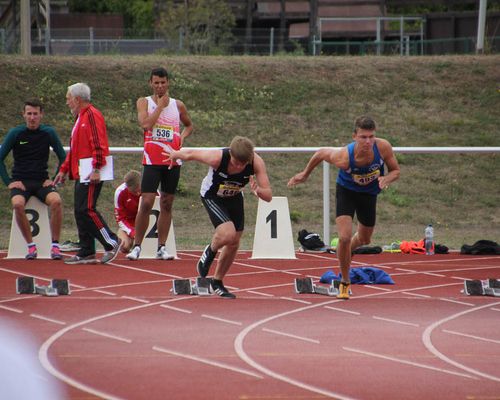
[157, 0, 236, 54]
[68, 0, 154, 36]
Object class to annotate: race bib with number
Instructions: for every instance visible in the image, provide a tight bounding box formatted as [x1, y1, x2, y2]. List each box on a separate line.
[217, 183, 242, 197]
[152, 124, 174, 142]
[352, 170, 380, 186]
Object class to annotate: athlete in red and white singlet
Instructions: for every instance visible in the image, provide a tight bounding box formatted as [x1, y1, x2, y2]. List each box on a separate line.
[142, 96, 182, 166]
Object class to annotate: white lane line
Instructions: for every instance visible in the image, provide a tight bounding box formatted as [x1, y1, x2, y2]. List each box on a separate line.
[262, 328, 320, 344]
[246, 290, 274, 297]
[152, 346, 263, 379]
[422, 300, 500, 382]
[438, 298, 475, 307]
[364, 286, 392, 292]
[395, 268, 417, 273]
[30, 314, 66, 325]
[159, 304, 192, 314]
[82, 328, 132, 344]
[442, 329, 500, 345]
[342, 347, 477, 380]
[121, 296, 150, 304]
[402, 292, 431, 298]
[201, 314, 242, 326]
[423, 272, 446, 277]
[451, 276, 469, 281]
[0, 304, 23, 313]
[324, 306, 361, 315]
[93, 289, 117, 296]
[491, 307, 500, 312]
[372, 316, 420, 327]
[280, 297, 312, 305]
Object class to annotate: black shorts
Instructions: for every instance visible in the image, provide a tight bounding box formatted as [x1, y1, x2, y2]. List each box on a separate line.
[201, 195, 245, 232]
[335, 183, 377, 227]
[141, 165, 180, 194]
[10, 180, 57, 203]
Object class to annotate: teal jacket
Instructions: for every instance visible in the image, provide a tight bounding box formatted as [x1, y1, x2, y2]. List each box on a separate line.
[0, 124, 66, 185]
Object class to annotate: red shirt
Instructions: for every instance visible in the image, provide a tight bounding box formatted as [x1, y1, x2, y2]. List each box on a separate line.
[114, 182, 140, 238]
[60, 104, 110, 180]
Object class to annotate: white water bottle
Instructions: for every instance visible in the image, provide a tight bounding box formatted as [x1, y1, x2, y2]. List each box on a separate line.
[425, 224, 434, 255]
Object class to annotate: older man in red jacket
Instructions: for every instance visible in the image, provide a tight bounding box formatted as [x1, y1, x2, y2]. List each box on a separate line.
[54, 83, 120, 264]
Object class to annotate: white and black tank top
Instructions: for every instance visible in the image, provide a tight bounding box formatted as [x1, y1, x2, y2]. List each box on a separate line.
[200, 148, 254, 199]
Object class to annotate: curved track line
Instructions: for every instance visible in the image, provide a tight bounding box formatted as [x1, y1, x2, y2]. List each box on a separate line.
[38, 296, 199, 400]
[234, 282, 465, 399]
[422, 301, 500, 382]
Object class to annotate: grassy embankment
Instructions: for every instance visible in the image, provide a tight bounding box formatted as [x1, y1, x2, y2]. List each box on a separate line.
[0, 55, 498, 250]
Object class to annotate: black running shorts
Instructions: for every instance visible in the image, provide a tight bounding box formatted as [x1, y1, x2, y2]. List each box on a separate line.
[335, 183, 377, 227]
[10, 180, 57, 203]
[141, 165, 180, 194]
[201, 195, 245, 231]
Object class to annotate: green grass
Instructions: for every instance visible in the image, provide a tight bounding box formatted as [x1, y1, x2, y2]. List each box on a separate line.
[0, 54, 499, 250]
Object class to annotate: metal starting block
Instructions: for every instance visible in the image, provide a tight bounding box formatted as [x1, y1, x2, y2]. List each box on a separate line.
[464, 278, 500, 297]
[172, 277, 212, 296]
[16, 276, 70, 296]
[294, 277, 343, 296]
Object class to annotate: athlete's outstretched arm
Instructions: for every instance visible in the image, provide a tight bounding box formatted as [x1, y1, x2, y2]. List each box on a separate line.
[287, 147, 344, 187]
[164, 148, 222, 169]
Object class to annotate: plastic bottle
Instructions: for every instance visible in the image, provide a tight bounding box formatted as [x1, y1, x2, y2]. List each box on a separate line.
[425, 224, 434, 255]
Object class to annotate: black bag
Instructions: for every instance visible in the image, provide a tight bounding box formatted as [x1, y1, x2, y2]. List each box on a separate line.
[297, 229, 326, 250]
[460, 240, 500, 255]
[353, 246, 382, 254]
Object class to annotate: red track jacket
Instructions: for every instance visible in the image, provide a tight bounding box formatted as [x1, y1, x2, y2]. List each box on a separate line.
[60, 104, 110, 180]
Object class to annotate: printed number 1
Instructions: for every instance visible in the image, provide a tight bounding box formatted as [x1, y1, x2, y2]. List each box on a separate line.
[266, 209, 277, 239]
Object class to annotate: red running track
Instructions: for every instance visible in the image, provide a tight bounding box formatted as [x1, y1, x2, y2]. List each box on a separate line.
[0, 250, 499, 399]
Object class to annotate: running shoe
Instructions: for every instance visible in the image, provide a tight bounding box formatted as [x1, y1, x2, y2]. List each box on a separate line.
[25, 245, 37, 260]
[101, 239, 122, 264]
[156, 245, 174, 260]
[51, 245, 62, 260]
[60, 240, 81, 252]
[64, 254, 97, 265]
[197, 245, 216, 277]
[210, 279, 236, 299]
[126, 245, 141, 261]
[336, 281, 351, 300]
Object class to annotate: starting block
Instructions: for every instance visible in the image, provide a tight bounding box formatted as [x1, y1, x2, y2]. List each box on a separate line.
[16, 276, 70, 296]
[464, 278, 500, 297]
[172, 277, 212, 296]
[294, 277, 344, 296]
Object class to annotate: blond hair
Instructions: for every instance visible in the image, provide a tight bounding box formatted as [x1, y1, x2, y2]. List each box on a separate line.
[124, 170, 141, 190]
[229, 136, 254, 164]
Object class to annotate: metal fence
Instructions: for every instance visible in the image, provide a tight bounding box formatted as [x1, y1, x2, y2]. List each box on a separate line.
[1, 27, 499, 56]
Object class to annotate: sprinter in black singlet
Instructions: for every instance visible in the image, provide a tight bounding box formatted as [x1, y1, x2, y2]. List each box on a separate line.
[165, 136, 272, 298]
